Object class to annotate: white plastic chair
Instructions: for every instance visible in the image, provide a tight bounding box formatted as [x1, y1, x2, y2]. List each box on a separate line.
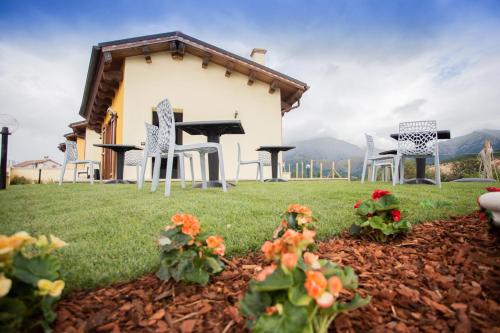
[59, 140, 102, 185]
[361, 134, 397, 184]
[235, 143, 271, 183]
[152, 98, 227, 196]
[137, 123, 194, 190]
[394, 120, 441, 187]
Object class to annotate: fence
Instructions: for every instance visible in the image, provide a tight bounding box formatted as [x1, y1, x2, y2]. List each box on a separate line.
[282, 159, 351, 181]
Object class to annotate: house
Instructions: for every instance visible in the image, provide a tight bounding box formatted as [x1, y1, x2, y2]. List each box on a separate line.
[68, 31, 308, 181]
[13, 158, 61, 169]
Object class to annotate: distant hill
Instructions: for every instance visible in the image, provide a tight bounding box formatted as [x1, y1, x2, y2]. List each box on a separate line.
[282, 129, 500, 177]
[439, 129, 500, 160]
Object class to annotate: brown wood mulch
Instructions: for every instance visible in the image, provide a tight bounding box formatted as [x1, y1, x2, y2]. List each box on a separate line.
[55, 214, 500, 333]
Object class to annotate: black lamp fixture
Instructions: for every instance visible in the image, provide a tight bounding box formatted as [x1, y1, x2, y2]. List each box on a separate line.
[0, 114, 19, 189]
[234, 110, 239, 119]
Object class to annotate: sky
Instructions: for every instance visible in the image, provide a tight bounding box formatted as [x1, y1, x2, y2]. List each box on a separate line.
[1, 0, 499, 163]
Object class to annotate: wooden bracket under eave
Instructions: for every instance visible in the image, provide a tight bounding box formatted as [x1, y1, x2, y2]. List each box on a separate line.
[143, 46, 152, 63]
[103, 51, 112, 67]
[247, 70, 256, 85]
[225, 62, 235, 77]
[171, 41, 185, 60]
[102, 71, 123, 82]
[202, 52, 211, 69]
[269, 80, 279, 94]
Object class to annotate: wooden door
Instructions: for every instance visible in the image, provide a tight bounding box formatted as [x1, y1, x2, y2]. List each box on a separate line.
[102, 115, 116, 179]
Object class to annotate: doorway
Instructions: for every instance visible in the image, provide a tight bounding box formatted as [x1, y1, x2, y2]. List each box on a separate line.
[101, 113, 116, 179]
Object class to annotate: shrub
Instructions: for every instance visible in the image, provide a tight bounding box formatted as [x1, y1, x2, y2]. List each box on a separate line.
[240, 207, 370, 333]
[0, 232, 67, 333]
[350, 189, 411, 242]
[9, 176, 31, 185]
[156, 213, 225, 285]
[272, 204, 316, 239]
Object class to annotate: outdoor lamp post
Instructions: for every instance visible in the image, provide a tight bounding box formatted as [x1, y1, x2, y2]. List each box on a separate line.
[0, 114, 19, 189]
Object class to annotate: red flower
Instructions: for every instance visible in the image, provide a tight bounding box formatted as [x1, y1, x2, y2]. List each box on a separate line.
[478, 211, 488, 221]
[371, 189, 391, 200]
[486, 187, 500, 192]
[353, 200, 362, 209]
[391, 210, 401, 222]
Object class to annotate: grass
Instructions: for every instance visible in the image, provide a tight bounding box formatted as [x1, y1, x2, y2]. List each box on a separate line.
[0, 180, 495, 291]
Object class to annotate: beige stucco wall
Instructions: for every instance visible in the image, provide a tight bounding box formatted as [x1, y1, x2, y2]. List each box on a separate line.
[84, 128, 102, 162]
[121, 52, 283, 181]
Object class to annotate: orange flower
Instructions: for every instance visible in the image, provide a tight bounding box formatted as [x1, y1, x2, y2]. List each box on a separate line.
[302, 229, 316, 243]
[171, 213, 187, 225]
[286, 204, 312, 216]
[316, 292, 334, 308]
[266, 306, 278, 315]
[256, 264, 276, 281]
[213, 244, 225, 256]
[328, 276, 343, 297]
[297, 215, 313, 226]
[206, 236, 224, 248]
[281, 252, 298, 270]
[303, 252, 320, 269]
[261, 241, 274, 261]
[304, 270, 327, 299]
[181, 217, 200, 237]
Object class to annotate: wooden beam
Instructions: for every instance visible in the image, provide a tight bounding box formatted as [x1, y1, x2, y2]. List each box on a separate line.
[247, 70, 256, 85]
[95, 97, 112, 107]
[102, 71, 123, 82]
[142, 46, 152, 63]
[172, 41, 185, 60]
[202, 52, 211, 69]
[286, 90, 303, 104]
[225, 62, 234, 78]
[177, 42, 185, 56]
[97, 90, 115, 100]
[99, 81, 118, 92]
[269, 80, 279, 94]
[103, 51, 112, 65]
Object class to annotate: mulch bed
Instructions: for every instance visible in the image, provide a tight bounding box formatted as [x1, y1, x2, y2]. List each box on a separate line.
[55, 214, 500, 333]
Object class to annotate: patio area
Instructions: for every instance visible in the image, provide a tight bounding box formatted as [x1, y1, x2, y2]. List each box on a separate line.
[0, 181, 493, 291]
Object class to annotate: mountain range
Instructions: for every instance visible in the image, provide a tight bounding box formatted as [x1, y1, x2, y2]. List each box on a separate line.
[283, 129, 500, 176]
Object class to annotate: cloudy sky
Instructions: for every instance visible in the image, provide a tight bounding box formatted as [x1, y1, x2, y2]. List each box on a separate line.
[1, 0, 499, 163]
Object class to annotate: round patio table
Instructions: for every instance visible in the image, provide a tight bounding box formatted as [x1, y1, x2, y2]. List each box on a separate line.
[256, 146, 295, 182]
[175, 120, 244, 187]
[390, 130, 450, 184]
[94, 144, 142, 184]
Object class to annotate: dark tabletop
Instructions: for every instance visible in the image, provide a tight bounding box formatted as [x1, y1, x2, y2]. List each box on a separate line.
[257, 145, 295, 152]
[93, 144, 142, 151]
[379, 149, 397, 155]
[175, 120, 244, 136]
[390, 130, 451, 140]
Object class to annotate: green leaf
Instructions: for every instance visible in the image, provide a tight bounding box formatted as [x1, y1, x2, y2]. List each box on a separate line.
[356, 200, 375, 216]
[183, 266, 210, 285]
[0, 297, 27, 333]
[288, 269, 311, 306]
[337, 293, 371, 312]
[339, 266, 359, 290]
[253, 267, 294, 292]
[12, 253, 60, 286]
[253, 301, 309, 333]
[156, 261, 172, 281]
[349, 223, 362, 235]
[160, 233, 192, 252]
[287, 214, 298, 230]
[204, 257, 223, 274]
[239, 290, 272, 320]
[374, 194, 399, 211]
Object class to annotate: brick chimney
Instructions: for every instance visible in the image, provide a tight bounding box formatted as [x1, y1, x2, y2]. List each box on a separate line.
[250, 48, 267, 65]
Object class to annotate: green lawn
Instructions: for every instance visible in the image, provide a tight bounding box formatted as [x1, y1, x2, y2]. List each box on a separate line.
[0, 180, 494, 291]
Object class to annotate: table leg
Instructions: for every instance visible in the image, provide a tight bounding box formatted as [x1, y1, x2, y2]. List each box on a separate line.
[405, 157, 435, 185]
[206, 132, 220, 181]
[116, 151, 125, 180]
[271, 152, 278, 178]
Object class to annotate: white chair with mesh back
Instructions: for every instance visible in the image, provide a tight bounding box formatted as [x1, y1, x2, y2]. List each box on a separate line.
[235, 143, 271, 183]
[394, 120, 441, 187]
[151, 98, 227, 196]
[59, 140, 102, 185]
[124, 150, 143, 183]
[361, 134, 397, 184]
[137, 123, 194, 190]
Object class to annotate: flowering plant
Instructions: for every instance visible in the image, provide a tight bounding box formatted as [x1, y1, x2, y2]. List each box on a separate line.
[0, 232, 67, 333]
[156, 213, 225, 285]
[273, 204, 316, 239]
[350, 189, 411, 242]
[240, 229, 369, 333]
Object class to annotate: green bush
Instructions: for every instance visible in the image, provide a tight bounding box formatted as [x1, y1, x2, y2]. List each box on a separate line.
[9, 176, 31, 185]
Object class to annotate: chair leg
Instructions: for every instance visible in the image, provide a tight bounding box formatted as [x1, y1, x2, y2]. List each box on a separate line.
[236, 162, 240, 184]
[361, 157, 368, 184]
[90, 162, 94, 185]
[200, 152, 207, 189]
[73, 164, 77, 184]
[139, 156, 148, 189]
[434, 152, 441, 188]
[178, 155, 186, 189]
[59, 161, 67, 185]
[217, 146, 227, 192]
[151, 155, 161, 193]
[189, 156, 195, 188]
[164, 150, 175, 197]
[371, 165, 377, 182]
[399, 157, 405, 184]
